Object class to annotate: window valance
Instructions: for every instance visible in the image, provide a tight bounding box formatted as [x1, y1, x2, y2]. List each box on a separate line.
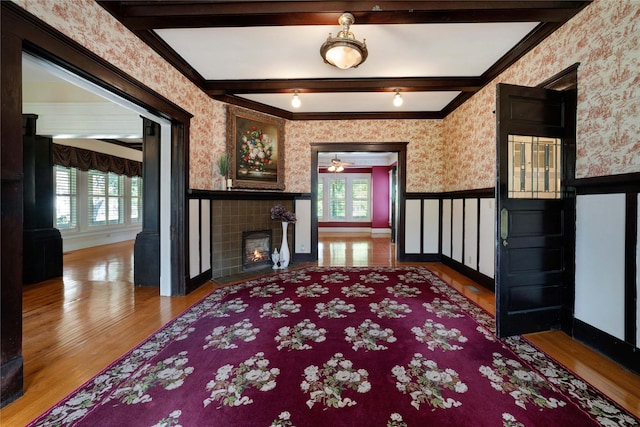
[53, 143, 142, 177]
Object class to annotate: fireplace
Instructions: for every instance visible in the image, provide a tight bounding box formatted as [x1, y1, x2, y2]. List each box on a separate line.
[242, 230, 273, 271]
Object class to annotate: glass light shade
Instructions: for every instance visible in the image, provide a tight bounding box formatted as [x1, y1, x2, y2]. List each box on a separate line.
[323, 43, 364, 69]
[291, 92, 301, 108]
[393, 92, 403, 107]
[320, 13, 367, 69]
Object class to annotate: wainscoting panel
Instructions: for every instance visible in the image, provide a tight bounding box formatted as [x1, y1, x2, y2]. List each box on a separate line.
[201, 200, 211, 272]
[464, 198, 478, 270]
[423, 199, 439, 253]
[188, 199, 201, 279]
[405, 199, 422, 254]
[575, 194, 626, 340]
[572, 174, 639, 373]
[479, 198, 495, 278]
[442, 199, 452, 257]
[295, 198, 311, 254]
[451, 199, 464, 263]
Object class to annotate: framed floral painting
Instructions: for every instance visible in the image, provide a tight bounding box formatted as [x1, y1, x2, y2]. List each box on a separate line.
[226, 105, 285, 190]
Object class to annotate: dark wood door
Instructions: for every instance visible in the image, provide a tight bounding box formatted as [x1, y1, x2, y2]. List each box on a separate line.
[496, 83, 573, 337]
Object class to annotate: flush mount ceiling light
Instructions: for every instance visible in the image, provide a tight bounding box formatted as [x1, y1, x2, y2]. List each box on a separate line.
[393, 90, 403, 107]
[320, 12, 368, 70]
[291, 90, 301, 108]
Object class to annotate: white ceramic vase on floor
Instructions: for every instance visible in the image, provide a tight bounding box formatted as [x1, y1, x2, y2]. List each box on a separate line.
[279, 221, 290, 268]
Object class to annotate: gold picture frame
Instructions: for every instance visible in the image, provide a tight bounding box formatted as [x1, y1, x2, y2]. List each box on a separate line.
[227, 105, 285, 190]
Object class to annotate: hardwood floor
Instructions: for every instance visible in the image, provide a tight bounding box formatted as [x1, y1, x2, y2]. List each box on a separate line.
[1, 235, 638, 425]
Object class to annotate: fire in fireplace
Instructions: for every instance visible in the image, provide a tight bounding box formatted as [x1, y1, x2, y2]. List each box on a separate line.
[242, 230, 273, 271]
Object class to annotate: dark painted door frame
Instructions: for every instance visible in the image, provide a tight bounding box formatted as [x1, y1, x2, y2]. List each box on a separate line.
[309, 142, 408, 261]
[495, 67, 577, 338]
[1, 3, 191, 405]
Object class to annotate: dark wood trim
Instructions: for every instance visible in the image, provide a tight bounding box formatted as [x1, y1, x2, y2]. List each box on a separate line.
[310, 142, 408, 262]
[442, 256, 495, 292]
[539, 62, 580, 90]
[2, 3, 191, 123]
[574, 319, 640, 375]
[205, 77, 483, 95]
[572, 172, 640, 194]
[399, 253, 441, 263]
[291, 111, 445, 121]
[319, 222, 372, 228]
[440, 188, 496, 199]
[98, 2, 592, 29]
[96, 1, 591, 120]
[189, 269, 213, 290]
[624, 193, 637, 346]
[187, 189, 304, 200]
[0, 26, 25, 408]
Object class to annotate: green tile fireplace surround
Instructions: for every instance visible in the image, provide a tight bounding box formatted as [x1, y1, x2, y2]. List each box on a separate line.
[187, 190, 301, 279]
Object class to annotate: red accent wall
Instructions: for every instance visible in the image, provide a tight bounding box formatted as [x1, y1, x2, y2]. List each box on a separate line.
[318, 167, 391, 229]
[371, 166, 391, 229]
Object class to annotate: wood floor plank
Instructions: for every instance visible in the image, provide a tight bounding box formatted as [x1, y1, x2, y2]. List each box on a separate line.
[1, 237, 638, 426]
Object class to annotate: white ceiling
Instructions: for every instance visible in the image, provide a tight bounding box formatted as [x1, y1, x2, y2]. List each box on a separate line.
[156, 21, 538, 113]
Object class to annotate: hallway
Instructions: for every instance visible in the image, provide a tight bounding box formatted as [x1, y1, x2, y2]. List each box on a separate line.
[1, 236, 638, 425]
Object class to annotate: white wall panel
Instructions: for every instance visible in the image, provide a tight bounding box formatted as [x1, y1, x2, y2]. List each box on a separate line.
[188, 199, 200, 279]
[575, 194, 626, 340]
[451, 199, 464, 262]
[294, 199, 312, 253]
[423, 199, 440, 253]
[479, 198, 495, 278]
[405, 199, 421, 253]
[201, 200, 211, 272]
[442, 199, 452, 257]
[464, 199, 478, 268]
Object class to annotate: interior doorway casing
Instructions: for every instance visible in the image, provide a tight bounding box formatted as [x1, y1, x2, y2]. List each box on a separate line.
[310, 142, 408, 262]
[1, 2, 192, 405]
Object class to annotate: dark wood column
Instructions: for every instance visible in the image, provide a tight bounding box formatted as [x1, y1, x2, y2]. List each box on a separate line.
[134, 118, 161, 287]
[22, 114, 63, 284]
[1, 29, 24, 407]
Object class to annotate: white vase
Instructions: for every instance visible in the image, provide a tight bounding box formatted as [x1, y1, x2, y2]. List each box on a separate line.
[279, 221, 290, 268]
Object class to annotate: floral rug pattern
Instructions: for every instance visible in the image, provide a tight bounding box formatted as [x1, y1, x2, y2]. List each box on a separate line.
[29, 267, 639, 427]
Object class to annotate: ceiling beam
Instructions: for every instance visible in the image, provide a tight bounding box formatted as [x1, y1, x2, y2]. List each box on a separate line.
[98, 1, 591, 29]
[204, 77, 482, 95]
[95, 0, 592, 120]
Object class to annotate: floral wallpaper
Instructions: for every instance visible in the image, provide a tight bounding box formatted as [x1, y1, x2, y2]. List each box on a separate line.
[285, 120, 444, 193]
[12, 0, 639, 194]
[441, 0, 640, 191]
[12, 0, 226, 190]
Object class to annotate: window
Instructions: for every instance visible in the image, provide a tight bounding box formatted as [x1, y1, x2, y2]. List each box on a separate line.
[329, 178, 346, 220]
[318, 173, 371, 222]
[508, 135, 561, 199]
[130, 176, 142, 222]
[317, 180, 323, 219]
[88, 170, 124, 226]
[54, 166, 77, 230]
[53, 167, 142, 232]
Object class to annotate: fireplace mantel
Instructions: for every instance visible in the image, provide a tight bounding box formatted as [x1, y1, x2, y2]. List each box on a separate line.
[187, 191, 303, 280]
[188, 189, 304, 201]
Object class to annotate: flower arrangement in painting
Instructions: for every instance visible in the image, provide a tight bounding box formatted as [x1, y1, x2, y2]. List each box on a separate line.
[238, 125, 273, 172]
[270, 204, 296, 223]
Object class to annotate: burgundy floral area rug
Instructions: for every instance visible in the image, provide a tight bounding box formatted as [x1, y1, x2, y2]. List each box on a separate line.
[29, 267, 638, 427]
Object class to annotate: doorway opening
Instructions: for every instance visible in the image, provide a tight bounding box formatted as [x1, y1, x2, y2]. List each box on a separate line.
[310, 142, 408, 263]
[21, 51, 176, 296]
